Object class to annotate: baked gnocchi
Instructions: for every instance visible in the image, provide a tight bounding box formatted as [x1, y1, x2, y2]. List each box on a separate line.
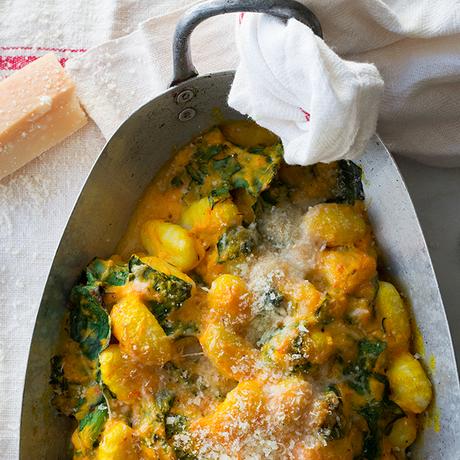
[51, 121, 432, 459]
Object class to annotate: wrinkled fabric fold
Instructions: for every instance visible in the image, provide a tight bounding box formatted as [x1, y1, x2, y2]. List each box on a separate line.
[228, 14, 384, 165]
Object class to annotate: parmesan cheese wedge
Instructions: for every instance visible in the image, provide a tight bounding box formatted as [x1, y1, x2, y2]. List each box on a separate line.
[0, 53, 87, 180]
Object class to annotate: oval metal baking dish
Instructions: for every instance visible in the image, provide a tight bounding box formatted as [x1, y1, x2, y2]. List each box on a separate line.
[20, 0, 459, 458]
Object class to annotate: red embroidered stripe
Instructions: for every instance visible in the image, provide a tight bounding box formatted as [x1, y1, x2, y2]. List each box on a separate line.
[299, 107, 311, 122]
[1, 46, 86, 53]
[0, 55, 37, 71]
[0, 55, 69, 71]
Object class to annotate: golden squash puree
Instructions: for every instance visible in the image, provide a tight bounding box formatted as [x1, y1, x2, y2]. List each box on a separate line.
[52, 121, 433, 460]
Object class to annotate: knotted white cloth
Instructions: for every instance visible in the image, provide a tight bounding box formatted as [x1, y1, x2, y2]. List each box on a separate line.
[228, 13, 384, 165]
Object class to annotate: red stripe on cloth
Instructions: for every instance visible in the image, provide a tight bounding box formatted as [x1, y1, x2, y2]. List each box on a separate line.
[1, 45, 86, 53]
[0, 55, 38, 71]
[0, 55, 69, 71]
[299, 107, 311, 122]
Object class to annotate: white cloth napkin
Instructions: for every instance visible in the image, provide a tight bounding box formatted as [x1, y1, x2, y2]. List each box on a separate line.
[228, 14, 384, 165]
[66, 6, 238, 139]
[67, 0, 460, 167]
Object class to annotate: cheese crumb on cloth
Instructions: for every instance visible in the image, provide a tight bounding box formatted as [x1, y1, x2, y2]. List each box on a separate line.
[1, 0, 460, 458]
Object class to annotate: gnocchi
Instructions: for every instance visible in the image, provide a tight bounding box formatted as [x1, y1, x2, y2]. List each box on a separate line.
[111, 295, 172, 366]
[388, 352, 433, 413]
[96, 420, 138, 460]
[99, 344, 157, 402]
[375, 281, 411, 351]
[141, 219, 200, 272]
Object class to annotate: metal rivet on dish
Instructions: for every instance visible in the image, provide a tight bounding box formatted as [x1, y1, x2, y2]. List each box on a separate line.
[178, 107, 196, 121]
[176, 89, 195, 104]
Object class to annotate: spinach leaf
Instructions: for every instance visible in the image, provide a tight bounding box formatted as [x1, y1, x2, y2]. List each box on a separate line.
[162, 320, 198, 338]
[318, 386, 346, 441]
[182, 136, 283, 204]
[171, 175, 184, 187]
[247, 146, 266, 154]
[50, 354, 104, 418]
[153, 389, 190, 450]
[69, 285, 110, 361]
[261, 288, 284, 310]
[86, 258, 129, 287]
[232, 176, 250, 190]
[165, 414, 188, 439]
[260, 180, 289, 205]
[292, 361, 313, 375]
[185, 145, 224, 186]
[208, 186, 231, 208]
[174, 447, 198, 460]
[199, 144, 223, 161]
[344, 340, 386, 395]
[212, 155, 241, 179]
[217, 225, 257, 263]
[358, 398, 404, 460]
[186, 162, 207, 185]
[76, 403, 108, 449]
[129, 256, 192, 323]
[332, 160, 365, 204]
[314, 297, 334, 326]
[50, 355, 66, 392]
[231, 144, 282, 197]
[156, 389, 175, 416]
[286, 323, 314, 375]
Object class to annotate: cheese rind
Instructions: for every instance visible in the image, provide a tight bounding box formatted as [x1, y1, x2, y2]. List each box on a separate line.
[0, 53, 87, 180]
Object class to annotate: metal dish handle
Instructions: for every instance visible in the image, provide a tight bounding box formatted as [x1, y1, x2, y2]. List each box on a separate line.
[171, 0, 322, 86]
